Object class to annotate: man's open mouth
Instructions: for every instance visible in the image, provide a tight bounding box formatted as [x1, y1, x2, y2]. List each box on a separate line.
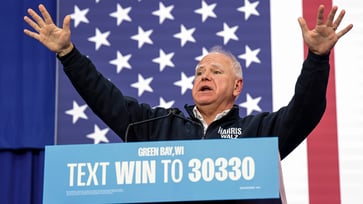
[199, 85, 212, 91]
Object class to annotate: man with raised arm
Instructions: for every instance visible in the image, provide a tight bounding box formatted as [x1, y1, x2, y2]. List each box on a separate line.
[24, 4, 352, 204]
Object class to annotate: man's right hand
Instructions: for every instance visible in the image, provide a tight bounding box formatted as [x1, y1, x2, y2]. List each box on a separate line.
[24, 4, 73, 57]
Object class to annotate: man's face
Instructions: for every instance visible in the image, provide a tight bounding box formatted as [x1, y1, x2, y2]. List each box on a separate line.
[192, 52, 242, 111]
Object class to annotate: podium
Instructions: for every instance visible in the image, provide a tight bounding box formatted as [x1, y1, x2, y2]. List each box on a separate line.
[43, 137, 279, 203]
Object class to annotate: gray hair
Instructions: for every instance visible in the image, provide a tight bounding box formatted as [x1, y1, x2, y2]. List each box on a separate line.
[208, 45, 243, 79]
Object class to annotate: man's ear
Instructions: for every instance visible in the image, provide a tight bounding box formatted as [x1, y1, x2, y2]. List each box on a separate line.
[233, 79, 243, 96]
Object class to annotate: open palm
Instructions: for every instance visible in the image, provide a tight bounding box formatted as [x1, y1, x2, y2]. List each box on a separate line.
[298, 5, 353, 55]
[24, 4, 72, 55]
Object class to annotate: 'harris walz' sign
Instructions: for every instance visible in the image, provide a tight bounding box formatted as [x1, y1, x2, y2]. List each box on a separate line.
[43, 137, 279, 203]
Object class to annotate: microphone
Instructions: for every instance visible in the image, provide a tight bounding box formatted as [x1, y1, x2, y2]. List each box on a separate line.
[124, 109, 174, 142]
[124, 108, 204, 142]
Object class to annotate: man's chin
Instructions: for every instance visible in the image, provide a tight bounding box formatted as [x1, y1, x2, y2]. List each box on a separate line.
[194, 100, 214, 107]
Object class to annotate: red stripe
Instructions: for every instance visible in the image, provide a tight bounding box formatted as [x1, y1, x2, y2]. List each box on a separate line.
[303, 1, 341, 203]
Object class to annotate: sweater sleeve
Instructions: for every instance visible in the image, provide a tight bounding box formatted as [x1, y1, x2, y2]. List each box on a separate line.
[58, 47, 152, 140]
[274, 51, 330, 159]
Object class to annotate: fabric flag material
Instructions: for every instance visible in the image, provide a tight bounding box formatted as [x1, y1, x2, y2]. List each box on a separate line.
[57, 0, 273, 144]
[271, 0, 363, 204]
[56, 0, 363, 203]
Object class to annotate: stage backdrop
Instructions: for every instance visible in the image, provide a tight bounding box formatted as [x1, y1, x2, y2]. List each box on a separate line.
[1, 0, 361, 204]
[55, 0, 363, 203]
[0, 0, 56, 203]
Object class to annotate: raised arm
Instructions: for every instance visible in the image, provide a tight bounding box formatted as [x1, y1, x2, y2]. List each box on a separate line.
[298, 5, 353, 56]
[24, 4, 73, 57]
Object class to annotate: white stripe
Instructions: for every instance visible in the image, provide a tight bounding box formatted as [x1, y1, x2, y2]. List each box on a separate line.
[270, 1, 309, 204]
[333, 1, 363, 203]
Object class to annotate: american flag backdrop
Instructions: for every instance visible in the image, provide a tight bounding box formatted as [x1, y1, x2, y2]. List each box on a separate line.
[55, 0, 363, 203]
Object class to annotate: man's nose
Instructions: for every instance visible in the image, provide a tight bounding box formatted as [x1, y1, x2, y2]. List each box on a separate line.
[201, 71, 211, 81]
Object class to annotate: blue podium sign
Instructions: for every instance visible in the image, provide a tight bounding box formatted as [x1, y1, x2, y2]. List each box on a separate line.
[43, 137, 279, 203]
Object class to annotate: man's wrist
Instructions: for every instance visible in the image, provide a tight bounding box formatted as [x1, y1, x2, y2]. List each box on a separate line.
[57, 43, 74, 57]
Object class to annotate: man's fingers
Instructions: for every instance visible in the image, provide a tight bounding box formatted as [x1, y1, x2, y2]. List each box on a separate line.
[39, 4, 54, 25]
[337, 24, 353, 39]
[297, 17, 308, 34]
[63, 15, 71, 32]
[315, 5, 325, 26]
[24, 16, 40, 32]
[332, 9, 346, 31]
[27, 8, 45, 28]
[23, 29, 40, 41]
[326, 6, 338, 27]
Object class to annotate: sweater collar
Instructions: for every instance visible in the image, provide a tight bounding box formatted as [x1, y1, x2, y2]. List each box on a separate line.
[184, 104, 240, 121]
